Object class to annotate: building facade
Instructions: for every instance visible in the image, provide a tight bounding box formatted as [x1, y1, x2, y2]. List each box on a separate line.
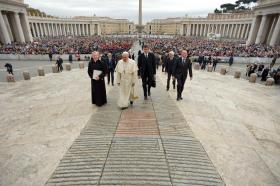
[247, 0, 280, 46]
[0, 0, 33, 44]
[145, 13, 254, 41]
[0, 0, 279, 46]
[28, 15, 135, 38]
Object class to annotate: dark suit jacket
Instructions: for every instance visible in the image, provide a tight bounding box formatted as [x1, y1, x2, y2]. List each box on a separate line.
[172, 57, 193, 79]
[106, 58, 116, 70]
[165, 58, 176, 74]
[138, 52, 156, 77]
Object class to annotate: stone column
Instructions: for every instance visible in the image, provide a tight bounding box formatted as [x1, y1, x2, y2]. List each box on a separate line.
[222, 24, 226, 37]
[199, 24, 202, 37]
[196, 24, 199, 36]
[83, 24, 86, 35]
[60, 24, 64, 36]
[39, 23, 43, 37]
[203, 24, 206, 36]
[233, 24, 238, 38]
[206, 24, 210, 36]
[81, 24, 85, 36]
[267, 15, 277, 45]
[256, 15, 271, 44]
[74, 24, 77, 36]
[97, 24, 101, 35]
[13, 12, 25, 42]
[237, 24, 242, 39]
[50, 23, 54, 37]
[35, 23, 40, 37]
[71, 24, 74, 35]
[229, 24, 233, 38]
[247, 16, 262, 45]
[241, 24, 246, 39]
[77, 24, 80, 36]
[52, 24, 56, 36]
[47, 23, 51, 37]
[30, 22, 36, 37]
[234, 24, 238, 38]
[43, 23, 47, 37]
[190, 24, 193, 36]
[2, 13, 14, 42]
[0, 11, 11, 44]
[270, 14, 280, 46]
[218, 24, 221, 34]
[225, 24, 228, 38]
[245, 24, 251, 39]
[19, 13, 33, 42]
[56, 24, 59, 36]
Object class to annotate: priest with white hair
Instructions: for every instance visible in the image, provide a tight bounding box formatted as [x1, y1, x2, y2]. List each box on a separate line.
[115, 52, 139, 109]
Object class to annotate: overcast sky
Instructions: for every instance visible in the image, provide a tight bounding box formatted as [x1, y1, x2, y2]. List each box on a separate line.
[25, 0, 237, 23]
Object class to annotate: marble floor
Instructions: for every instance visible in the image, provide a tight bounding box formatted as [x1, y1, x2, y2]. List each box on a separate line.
[157, 68, 280, 186]
[0, 65, 279, 186]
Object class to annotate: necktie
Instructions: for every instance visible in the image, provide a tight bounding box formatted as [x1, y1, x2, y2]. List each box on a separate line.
[145, 54, 148, 59]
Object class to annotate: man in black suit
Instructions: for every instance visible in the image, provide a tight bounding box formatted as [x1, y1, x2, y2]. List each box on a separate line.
[172, 50, 193, 101]
[138, 45, 156, 100]
[105, 52, 116, 86]
[165, 51, 176, 91]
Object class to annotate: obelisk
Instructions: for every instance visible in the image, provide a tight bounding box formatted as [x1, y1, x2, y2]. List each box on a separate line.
[137, 0, 143, 38]
[139, 0, 142, 26]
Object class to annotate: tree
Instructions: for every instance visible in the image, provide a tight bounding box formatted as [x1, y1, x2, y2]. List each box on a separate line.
[220, 3, 237, 12]
[214, 8, 222, 13]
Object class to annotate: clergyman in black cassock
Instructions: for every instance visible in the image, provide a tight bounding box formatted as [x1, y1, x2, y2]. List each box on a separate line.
[172, 50, 193, 101]
[88, 51, 107, 106]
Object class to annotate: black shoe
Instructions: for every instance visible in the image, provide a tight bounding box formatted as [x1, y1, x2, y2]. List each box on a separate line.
[130, 101, 133, 105]
[148, 92, 151, 96]
[144, 96, 148, 100]
[166, 87, 169, 91]
[121, 107, 128, 110]
[177, 98, 180, 101]
[173, 86, 175, 89]
[112, 84, 114, 86]
[180, 97, 183, 100]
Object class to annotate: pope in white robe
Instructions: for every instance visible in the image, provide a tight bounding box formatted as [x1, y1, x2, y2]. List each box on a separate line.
[116, 52, 139, 109]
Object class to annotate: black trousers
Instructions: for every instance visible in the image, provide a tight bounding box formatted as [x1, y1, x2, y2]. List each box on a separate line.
[58, 65, 63, 72]
[213, 64, 217, 71]
[142, 76, 152, 97]
[167, 73, 175, 89]
[176, 76, 187, 98]
[107, 69, 114, 85]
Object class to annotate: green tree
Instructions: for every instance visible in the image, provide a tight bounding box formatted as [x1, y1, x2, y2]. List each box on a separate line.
[214, 8, 222, 13]
[220, 3, 237, 12]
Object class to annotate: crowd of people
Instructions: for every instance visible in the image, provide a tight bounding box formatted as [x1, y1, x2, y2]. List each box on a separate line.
[0, 36, 134, 55]
[245, 57, 280, 83]
[143, 37, 280, 58]
[2, 36, 280, 84]
[1, 37, 280, 58]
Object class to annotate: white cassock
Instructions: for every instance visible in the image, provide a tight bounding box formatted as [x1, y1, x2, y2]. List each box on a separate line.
[115, 59, 139, 108]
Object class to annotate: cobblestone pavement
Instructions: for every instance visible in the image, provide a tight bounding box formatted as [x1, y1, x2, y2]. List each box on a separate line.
[45, 76, 224, 185]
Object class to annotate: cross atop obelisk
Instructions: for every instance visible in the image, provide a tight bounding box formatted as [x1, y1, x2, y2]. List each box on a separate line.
[137, 0, 144, 38]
